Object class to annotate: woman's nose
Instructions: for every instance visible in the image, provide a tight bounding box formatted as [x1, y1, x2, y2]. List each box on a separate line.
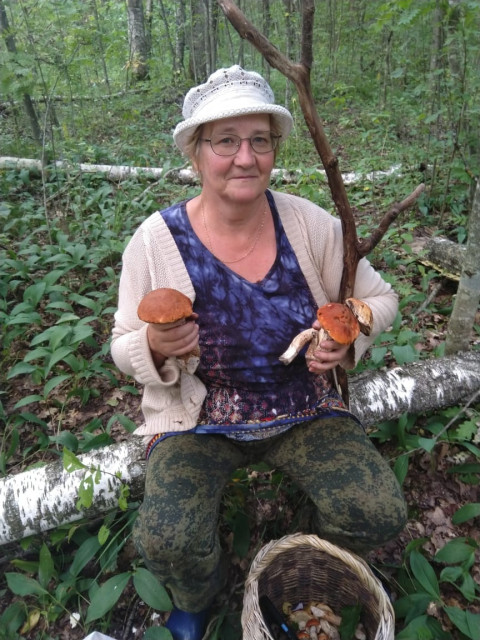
[234, 138, 256, 164]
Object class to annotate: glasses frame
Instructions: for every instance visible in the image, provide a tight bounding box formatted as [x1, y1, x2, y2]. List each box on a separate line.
[200, 132, 281, 156]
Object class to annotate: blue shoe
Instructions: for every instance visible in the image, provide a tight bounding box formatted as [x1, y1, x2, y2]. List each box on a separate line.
[165, 606, 209, 640]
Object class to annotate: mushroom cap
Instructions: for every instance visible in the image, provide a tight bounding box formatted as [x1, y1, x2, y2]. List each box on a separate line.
[345, 297, 373, 336]
[316, 302, 360, 345]
[137, 288, 194, 324]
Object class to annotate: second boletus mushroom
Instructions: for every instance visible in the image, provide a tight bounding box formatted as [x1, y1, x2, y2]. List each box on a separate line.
[137, 287, 200, 374]
[279, 298, 373, 365]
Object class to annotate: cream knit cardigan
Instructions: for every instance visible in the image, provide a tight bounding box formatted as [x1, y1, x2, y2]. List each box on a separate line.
[111, 190, 398, 437]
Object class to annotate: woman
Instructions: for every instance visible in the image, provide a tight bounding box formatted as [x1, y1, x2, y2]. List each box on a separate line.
[111, 65, 407, 640]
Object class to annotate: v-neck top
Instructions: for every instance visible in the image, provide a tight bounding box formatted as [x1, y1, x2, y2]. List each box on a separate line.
[158, 190, 352, 440]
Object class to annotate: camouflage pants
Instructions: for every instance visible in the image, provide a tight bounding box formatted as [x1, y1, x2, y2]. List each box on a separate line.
[133, 416, 407, 612]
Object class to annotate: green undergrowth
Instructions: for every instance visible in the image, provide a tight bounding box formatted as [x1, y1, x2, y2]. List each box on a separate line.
[0, 162, 479, 639]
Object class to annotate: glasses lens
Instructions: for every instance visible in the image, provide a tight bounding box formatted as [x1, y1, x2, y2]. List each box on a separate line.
[210, 134, 240, 156]
[251, 133, 276, 153]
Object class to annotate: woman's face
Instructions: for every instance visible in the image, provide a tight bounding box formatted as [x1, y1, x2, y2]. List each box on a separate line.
[196, 114, 275, 205]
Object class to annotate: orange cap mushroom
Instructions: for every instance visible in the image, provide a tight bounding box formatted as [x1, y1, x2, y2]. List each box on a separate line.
[137, 287, 194, 325]
[137, 288, 200, 374]
[316, 302, 360, 345]
[279, 299, 373, 365]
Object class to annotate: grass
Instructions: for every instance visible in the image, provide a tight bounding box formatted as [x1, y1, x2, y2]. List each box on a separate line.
[0, 87, 479, 639]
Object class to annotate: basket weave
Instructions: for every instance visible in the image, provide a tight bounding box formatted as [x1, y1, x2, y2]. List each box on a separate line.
[242, 533, 394, 640]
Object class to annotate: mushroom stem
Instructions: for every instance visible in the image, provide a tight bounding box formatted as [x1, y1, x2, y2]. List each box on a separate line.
[279, 328, 318, 364]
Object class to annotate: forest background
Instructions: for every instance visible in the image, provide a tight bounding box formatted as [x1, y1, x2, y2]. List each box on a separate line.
[0, 1, 479, 640]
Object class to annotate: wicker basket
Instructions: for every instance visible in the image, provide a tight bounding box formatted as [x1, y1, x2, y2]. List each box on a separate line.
[242, 533, 394, 640]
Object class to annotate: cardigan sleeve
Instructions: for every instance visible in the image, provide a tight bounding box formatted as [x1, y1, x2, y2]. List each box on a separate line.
[110, 211, 207, 436]
[273, 191, 398, 368]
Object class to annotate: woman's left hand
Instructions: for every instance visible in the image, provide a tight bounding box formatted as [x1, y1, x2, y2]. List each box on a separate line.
[306, 320, 350, 374]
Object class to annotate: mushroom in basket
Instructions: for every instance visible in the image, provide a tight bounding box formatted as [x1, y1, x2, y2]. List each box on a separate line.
[279, 298, 373, 365]
[137, 288, 200, 374]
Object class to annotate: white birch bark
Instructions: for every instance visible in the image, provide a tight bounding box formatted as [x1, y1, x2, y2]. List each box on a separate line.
[1, 353, 479, 546]
[0, 157, 402, 186]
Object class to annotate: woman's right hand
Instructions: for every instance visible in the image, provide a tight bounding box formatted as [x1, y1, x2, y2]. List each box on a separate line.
[147, 314, 199, 368]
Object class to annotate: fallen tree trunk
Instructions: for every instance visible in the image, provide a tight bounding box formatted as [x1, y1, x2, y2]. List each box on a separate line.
[419, 237, 467, 281]
[1, 352, 479, 547]
[0, 156, 403, 186]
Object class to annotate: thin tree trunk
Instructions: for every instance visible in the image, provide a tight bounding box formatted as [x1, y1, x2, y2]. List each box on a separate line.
[189, 0, 207, 82]
[90, 0, 111, 90]
[0, 0, 41, 145]
[173, 0, 186, 73]
[445, 180, 480, 354]
[1, 352, 479, 547]
[157, 0, 177, 71]
[126, 0, 149, 82]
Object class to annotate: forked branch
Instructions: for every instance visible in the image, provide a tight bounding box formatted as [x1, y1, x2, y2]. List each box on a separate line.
[218, 0, 424, 300]
[218, 0, 424, 404]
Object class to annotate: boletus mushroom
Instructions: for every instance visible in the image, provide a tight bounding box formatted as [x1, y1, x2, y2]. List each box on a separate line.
[137, 287, 200, 374]
[279, 298, 373, 365]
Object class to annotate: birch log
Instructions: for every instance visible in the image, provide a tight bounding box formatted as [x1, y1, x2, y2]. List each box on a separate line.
[1, 352, 479, 546]
[0, 156, 402, 186]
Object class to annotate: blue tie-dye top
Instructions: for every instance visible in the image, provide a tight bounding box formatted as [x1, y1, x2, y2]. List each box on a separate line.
[160, 190, 351, 440]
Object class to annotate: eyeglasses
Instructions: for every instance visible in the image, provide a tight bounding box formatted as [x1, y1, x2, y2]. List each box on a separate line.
[200, 132, 281, 156]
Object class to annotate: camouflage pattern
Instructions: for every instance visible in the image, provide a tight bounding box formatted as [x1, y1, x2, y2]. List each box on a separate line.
[133, 417, 407, 610]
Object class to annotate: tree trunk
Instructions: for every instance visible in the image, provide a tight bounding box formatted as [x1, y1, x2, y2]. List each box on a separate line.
[445, 180, 480, 354]
[1, 352, 479, 547]
[173, 0, 186, 74]
[0, 156, 404, 186]
[419, 236, 466, 280]
[189, 0, 208, 82]
[90, 0, 111, 91]
[157, 0, 177, 73]
[126, 0, 149, 82]
[0, 0, 41, 145]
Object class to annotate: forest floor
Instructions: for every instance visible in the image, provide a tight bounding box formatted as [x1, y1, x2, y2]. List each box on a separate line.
[2, 318, 480, 640]
[1, 218, 479, 639]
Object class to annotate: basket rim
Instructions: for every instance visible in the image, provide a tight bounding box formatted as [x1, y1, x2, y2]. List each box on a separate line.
[242, 533, 395, 640]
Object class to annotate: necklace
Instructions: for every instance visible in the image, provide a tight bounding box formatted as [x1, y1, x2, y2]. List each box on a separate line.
[201, 197, 267, 264]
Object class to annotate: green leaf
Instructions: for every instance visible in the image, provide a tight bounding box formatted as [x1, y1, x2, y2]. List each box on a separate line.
[444, 607, 480, 640]
[85, 572, 131, 623]
[44, 374, 71, 396]
[98, 524, 110, 545]
[435, 538, 477, 564]
[393, 593, 432, 625]
[417, 437, 436, 453]
[133, 567, 173, 611]
[395, 614, 450, 640]
[107, 413, 138, 433]
[5, 573, 48, 597]
[7, 362, 36, 379]
[0, 601, 26, 636]
[393, 453, 409, 485]
[23, 282, 46, 307]
[339, 603, 362, 640]
[143, 628, 174, 639]
[69, 536, 102, 577]
[409, 550, 441, 600]
[71, 323, 94, 343]
[46, 345, 74, 374]
[452, 503, 480, 525]
[392, 344, 418, 365]
[50, 431, 79, 452]
[38, 543, 55, 589]
[63, 447, 87, 472]
[77, 474, 94, 509]
[13, 394, 43, 409]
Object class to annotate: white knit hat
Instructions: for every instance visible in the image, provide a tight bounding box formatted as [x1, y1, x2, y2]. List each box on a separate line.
[173, 65, 294, 154]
